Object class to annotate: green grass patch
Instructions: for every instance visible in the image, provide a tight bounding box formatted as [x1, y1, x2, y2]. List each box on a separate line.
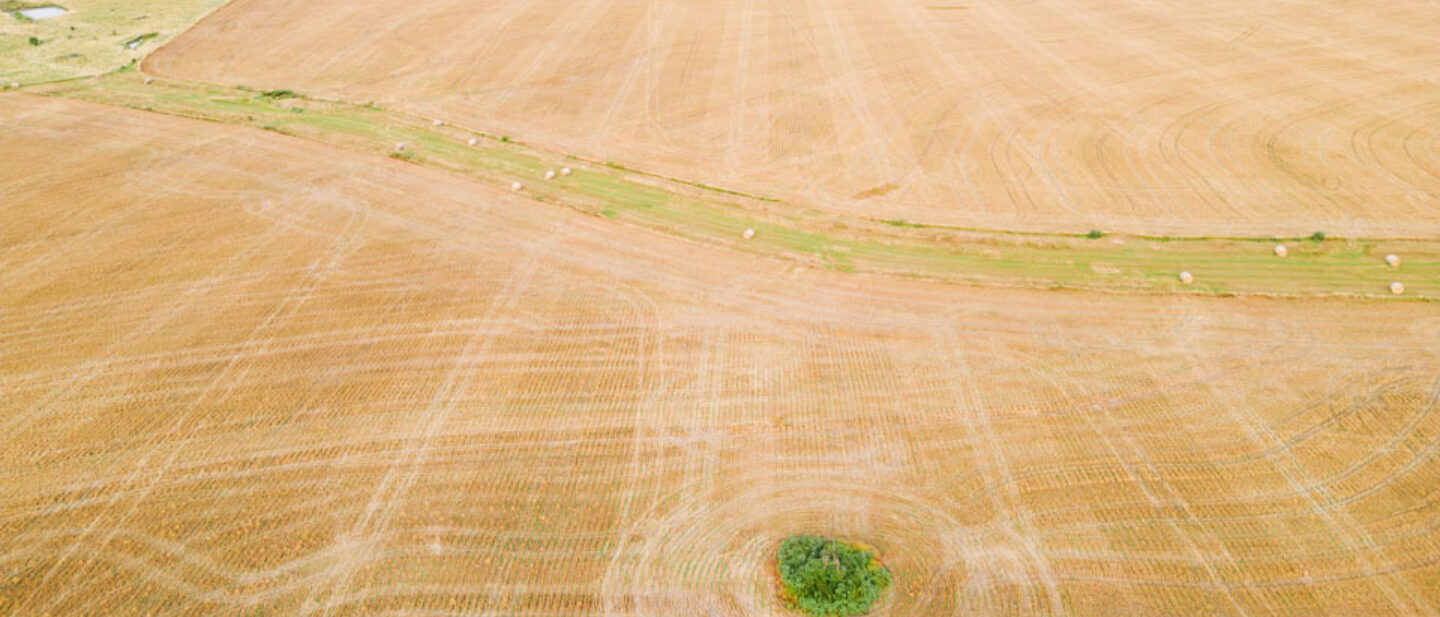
[0, 0, 214, 83]
[778, 536, 891, 616]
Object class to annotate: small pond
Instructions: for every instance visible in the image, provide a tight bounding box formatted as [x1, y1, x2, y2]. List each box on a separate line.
[18, 6, 67, 19]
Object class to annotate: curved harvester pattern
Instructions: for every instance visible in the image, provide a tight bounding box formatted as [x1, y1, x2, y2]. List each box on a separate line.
[2, 97, 1439, 616]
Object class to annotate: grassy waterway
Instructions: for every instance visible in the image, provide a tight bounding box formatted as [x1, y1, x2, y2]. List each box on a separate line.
[21, 69, 1440, 300]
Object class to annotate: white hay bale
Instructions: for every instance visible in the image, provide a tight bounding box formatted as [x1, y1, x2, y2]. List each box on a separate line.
[1390, 282, 1405, 295]
[1385, 254, 1401, 267]
[467, 137, 478, 147]
[143, 77, 154, 85]
[544, 170, 556, 180]
[560, 167, 572, 176]
[395, 142, 406, 152]
[1178, 271, 1194, 285]
[1273, 244, 1287, 258]
[742, 228, 756, 240]
[510, 182, 523, 192]
[433, 119, 444, 127]
[8, 82, 18, 89]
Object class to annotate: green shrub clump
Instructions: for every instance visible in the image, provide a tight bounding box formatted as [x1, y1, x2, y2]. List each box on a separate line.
[777, 535, 891, 616]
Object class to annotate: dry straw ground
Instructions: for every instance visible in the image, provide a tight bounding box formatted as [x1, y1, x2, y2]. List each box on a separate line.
[0, 0, 227, 84]
[146, 0, 1440, 236]
[3, 96, 1440, 616]
[5, 0, 1440, 614]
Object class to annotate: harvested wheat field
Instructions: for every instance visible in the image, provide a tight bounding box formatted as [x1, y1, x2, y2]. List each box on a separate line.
[3, 95, 1440, 616]
[145, 0, 1440, 236]
[6, 0, 1440, 615]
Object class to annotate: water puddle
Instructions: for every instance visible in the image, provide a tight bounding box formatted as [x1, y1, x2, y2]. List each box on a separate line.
[17, 6, 67, 19]
[124, 32, 158, 49]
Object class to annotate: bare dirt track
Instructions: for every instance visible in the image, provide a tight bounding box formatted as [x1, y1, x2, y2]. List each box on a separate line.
[144, 0, 1440, 236]
[3, 95, 1440, 616]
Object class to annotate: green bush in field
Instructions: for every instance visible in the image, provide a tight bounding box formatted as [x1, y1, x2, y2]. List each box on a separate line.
[777, 535, 891, 616]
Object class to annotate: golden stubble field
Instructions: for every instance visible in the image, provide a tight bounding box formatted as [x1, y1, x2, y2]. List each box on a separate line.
[3, 96, 1440, 616]
[145, 0, 1440, 236]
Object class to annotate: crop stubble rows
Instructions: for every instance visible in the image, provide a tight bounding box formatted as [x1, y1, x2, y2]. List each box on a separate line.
[28, 70, 1439, 300]
[145, 0, 1440, 236]
[2, 97, 1440, 615]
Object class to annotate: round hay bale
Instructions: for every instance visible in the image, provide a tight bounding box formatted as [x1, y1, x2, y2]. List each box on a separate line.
[143, 77, 154, 85]
[544, 170, 556, 180]
[1385, 254, 1401, 267]
[467, 137, 478, 147]
[560, 167, 572, 176]
[1273, 244, 1287, 258]
[1390, 282, 1405, 295]
[742, 228, 756, 240]
[8, 82, 18, 89]
[395, 142, 406, 152]
[433, 119, 444, 127]
[1178, 271, 1194, 285]
[510, 182, 523, 192]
